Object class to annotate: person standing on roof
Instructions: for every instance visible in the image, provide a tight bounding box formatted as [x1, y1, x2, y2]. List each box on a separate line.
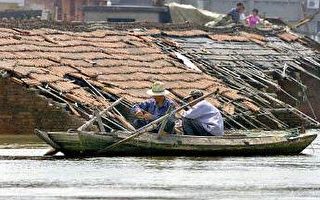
[227, 2, 245, 24]
[246, 9, 261, 28]
[131, 81, 176, 134]
[182, 90, 224, 136]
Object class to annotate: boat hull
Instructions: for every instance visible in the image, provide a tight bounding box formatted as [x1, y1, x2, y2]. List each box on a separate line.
[35, 129, 317, 157]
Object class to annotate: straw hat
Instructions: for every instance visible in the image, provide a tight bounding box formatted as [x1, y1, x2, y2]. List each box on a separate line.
[146, 81, 170, 96]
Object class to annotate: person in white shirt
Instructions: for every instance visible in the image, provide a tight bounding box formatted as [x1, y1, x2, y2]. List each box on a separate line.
[182, 90, 224, 136]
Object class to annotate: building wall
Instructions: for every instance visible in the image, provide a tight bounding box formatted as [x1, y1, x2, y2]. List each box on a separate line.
[24, 0, 89, 21]
[114, 0, 154, 5]
[59, 0, 89, 21]
[24, 0, 169, 22]
[299, 73, 320, 121]
[0, 10, 42, 19]
[24, 0, 55, 10]
[0, 78, 85, 134]
[85, 10, 161, 22]
[277, 73, 320, 122]
[0, 3, 19, 11]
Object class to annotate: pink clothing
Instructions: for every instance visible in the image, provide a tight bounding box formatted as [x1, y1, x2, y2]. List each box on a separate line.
[246, 15, 260, 27]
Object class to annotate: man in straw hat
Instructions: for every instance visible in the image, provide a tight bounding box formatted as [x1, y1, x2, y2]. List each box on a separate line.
[131, 81, 176, 134]
[182, 90, 224, 136]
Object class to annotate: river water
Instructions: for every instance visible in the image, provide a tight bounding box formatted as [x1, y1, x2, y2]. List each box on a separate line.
[0, 131, 319, 200]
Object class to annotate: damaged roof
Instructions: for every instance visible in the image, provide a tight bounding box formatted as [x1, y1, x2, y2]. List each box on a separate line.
[0, 28, 254, 110]
[0, 22, 319, 130]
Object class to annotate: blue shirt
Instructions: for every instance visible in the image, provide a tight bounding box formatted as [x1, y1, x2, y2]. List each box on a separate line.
[228, 8, 240, 23]
[131, 98, 175, 125]
[183, 100, 224, 135]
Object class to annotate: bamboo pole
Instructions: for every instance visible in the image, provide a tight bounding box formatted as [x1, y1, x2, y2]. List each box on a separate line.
[82, 77, 135, 131]
[43, 85, 119, 131]
[261, 93, 320, 126]
[155, 38, 319, 129]
[38, 86, 81, 117]
[77, 98, 123, 131]
[95, 110, 106, 132]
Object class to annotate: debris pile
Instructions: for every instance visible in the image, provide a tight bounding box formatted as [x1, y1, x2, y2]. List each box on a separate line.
[152, 29, 320, 128]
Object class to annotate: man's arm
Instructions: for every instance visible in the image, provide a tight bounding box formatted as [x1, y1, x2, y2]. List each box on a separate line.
[183, 103, 205, 119]
[131, 100, 150, 114]
[227, 8, 235, 16]
[131, 100, 158, 121]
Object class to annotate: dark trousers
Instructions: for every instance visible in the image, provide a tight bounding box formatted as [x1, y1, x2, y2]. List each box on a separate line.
[133, 116, 175, 134]
[183, 118, 211, 136]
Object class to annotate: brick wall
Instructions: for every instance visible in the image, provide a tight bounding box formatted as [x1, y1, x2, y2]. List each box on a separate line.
[0, 78, 85, 134]
[277, 72, 320, 123]
[299, 73, 320, 121]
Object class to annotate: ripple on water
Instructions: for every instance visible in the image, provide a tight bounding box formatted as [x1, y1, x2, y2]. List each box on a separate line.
[0, 131, 319, 199]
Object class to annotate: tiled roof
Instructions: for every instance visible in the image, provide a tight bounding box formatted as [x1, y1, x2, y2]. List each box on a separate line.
[153, 29, 320, 128]
[0, 28, 251, 112]
[0, 25, 319, 129]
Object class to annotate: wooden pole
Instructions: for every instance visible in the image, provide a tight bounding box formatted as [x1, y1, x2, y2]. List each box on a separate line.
[157, 105, 174, 136]
[77, 98, 123, 131]
[38, 86, 81, 117]
[94, 110, 106, 132]
[82, 77, 135, 131]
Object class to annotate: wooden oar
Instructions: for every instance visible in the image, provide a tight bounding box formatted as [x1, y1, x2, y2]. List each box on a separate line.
[98, 89, 219, 153]
[157, 105, 174, 137]
[77, 97, 123, 131]
[82, 78, 135, 131]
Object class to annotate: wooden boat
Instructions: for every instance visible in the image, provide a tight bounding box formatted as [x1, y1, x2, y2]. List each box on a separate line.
[34, 129, 317, 157]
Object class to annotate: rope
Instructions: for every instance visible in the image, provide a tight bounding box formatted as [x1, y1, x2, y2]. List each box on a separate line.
[285, 128, 300, 139]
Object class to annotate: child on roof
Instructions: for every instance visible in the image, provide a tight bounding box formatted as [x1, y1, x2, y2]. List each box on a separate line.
[227, 2, 245, 24]
[246, 9, 261, 28]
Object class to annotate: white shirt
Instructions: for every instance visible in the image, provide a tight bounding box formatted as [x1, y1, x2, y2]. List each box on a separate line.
[183, 100, 224, 135]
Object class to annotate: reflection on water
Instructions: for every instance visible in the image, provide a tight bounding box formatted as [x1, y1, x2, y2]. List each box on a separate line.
[0, 131, 319, 199]
[0, 135, 45, 149]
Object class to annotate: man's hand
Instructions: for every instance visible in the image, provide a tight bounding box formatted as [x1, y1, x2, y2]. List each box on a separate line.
[135, 111, 153, 120]
[143, 112, 154, 120]
[135, 111, 145, 119]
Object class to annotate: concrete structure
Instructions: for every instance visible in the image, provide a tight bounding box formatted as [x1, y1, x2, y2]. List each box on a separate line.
[0, 10, 41, 19]
[83, 5, 169, 22]
[25, 0, 86, 21]
[24, 0, 168, 22]
[0, 3, 20, 11]
[168, 0, 320, 36]
[25, 0, 109, 21]
[0, 0, 23, 6]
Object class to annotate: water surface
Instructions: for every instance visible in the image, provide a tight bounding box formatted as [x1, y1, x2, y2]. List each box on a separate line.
[0, 131, 319, 199]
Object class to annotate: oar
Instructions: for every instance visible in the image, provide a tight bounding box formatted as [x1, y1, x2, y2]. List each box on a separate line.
[98, 89, 219, 153]
[82, 78, 135, 131]
[77, 97, 123, 131]
[157, 105, 174, 137]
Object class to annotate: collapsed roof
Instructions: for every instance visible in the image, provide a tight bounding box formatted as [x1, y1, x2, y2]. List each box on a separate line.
[0, 21, 319, 131]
